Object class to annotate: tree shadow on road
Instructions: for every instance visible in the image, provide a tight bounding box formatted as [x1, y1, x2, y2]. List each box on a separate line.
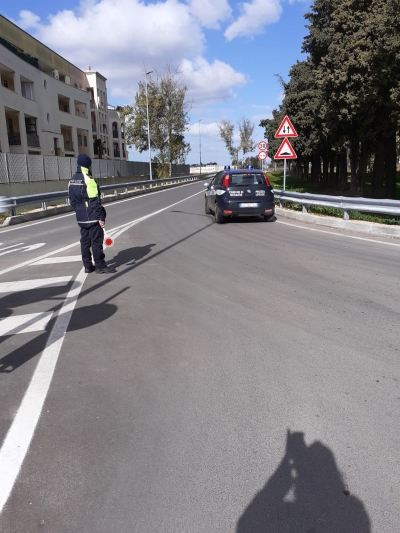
[237, 430, 371, 533]
[0, 221, 213, 372]
[108, 243, 156, 268]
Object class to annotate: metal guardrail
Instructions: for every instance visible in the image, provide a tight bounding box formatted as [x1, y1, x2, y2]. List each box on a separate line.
[274, 190, 400, 220]
[0, 175, 214, 217]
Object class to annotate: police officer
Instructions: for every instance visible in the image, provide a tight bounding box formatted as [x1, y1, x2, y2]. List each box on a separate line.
[68, 154, 116, 274]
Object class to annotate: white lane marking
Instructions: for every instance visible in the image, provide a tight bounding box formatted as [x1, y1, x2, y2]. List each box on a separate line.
[0, 243, 24, 254]
[0, 277, 72, 293]
[31, 255, 82, 265]
[0, 312, 53, 336]
[0, 243, 45, 257]
[276, 220, 400, 248]
[0, 268, 87, 514]
[0, 189, 205, 277]
[0, 179, 206, 234]
[0, 243, 79, 277]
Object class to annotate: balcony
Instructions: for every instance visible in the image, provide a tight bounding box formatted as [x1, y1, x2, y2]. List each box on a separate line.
[27, 133, 40, 147]
[114, 149, 120, 158]
[8, 132, 21, 146]
[90, 101, 96, 109]
[64, 141, 74, 152]
[112, 130, 118, 138]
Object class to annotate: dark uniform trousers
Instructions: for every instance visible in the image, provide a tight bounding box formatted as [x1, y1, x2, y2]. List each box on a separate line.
[80, 224, 106, 269]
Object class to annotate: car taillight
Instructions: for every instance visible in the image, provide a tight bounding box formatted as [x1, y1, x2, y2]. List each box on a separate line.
[263, 173, 271, 187]
[222, 174, 230, 187]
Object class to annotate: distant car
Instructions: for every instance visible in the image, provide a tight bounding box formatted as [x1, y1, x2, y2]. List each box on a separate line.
[204, 168, 275, 223]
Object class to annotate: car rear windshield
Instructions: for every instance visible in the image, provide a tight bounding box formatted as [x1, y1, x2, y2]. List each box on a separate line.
[229, 173, 265, 186]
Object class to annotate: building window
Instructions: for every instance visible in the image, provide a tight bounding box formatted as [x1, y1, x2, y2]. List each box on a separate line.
[78, 134, 82, 146]
[84, 136, 87, 147]
[21, 81, 34, 100]
[3, 79, 8, 88]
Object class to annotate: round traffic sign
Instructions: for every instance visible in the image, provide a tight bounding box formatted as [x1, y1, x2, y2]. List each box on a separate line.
[258, 141, 268, 151]
[258, 151, 267, 161]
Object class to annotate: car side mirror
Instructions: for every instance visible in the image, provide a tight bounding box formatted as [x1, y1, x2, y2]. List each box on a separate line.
[203, 183, 209, 188]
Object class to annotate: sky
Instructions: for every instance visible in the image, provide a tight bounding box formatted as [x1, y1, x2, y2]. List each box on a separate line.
[1, 0, 312, 165]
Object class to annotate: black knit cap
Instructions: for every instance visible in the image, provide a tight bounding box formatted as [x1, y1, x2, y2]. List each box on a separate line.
[77, 154, 92, 168]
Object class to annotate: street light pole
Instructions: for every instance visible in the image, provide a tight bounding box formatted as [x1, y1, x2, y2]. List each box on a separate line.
[144, 70, 153, 183]
[199, 119, 203, 176]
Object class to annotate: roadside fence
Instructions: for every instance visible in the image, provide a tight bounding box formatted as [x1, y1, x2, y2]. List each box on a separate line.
[0, 153, 189, 184]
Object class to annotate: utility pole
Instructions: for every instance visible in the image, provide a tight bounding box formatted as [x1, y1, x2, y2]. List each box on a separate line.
[144, 70, 153, 183]
[199, 119, 203, 176]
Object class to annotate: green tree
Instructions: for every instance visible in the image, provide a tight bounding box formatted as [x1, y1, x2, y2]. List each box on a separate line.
[238, 117, 257, 165]
[125, 66, 191, 178]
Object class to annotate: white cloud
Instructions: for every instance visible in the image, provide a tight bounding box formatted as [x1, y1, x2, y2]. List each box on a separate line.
[14, 0, 246, 104]
[187, 0, 232, 29]
[188, 121, 220, 137]
[17, 10, 41, 29]
[224, 0, 282, 41]
[181, 57, 246, 104]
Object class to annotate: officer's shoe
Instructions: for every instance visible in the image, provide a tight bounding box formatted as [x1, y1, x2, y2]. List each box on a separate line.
[84, 265, 95, 273]
[95, 265, 116, 274]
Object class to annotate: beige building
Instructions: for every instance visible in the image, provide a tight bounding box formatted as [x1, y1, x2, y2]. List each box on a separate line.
[85, 68, 127, 160]
[0, 15, 127, 161]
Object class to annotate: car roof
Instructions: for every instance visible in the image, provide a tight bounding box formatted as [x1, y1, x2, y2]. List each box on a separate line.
[226, 169, 263, 174]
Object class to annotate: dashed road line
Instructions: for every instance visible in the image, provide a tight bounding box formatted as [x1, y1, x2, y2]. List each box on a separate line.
[0, 312, 53, 336]
[0, 277, 72, 293]
[31, 255, 82, 265]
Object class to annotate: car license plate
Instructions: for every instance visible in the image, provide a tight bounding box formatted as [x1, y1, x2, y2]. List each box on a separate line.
[239, 203, 259, 208]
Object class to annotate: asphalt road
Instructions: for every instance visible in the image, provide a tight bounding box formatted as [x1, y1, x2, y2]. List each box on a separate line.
[0, 180, 399, 532]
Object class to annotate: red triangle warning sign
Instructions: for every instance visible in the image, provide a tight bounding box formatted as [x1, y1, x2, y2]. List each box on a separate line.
[275, 116, 298, 138]
[274, 138, 297, 160]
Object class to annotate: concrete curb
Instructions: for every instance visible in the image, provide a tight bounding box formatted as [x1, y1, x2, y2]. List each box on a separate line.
[275, 207, 400, 239]
[0, 180, 201, 227]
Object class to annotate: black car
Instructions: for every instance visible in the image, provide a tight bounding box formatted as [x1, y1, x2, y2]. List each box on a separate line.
[204, 168, 275, 223]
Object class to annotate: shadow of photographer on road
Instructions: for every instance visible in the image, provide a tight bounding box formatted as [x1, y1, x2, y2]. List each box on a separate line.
[237, 430, 371, 533]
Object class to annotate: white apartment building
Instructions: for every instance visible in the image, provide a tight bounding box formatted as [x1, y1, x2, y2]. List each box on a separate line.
[85, 68, 127, 160]
[0, 15, 127, 161]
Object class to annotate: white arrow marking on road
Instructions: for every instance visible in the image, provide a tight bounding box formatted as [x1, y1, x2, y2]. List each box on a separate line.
[0, 312, 53, 336]
[0, 243, 45, 257]
[0, 243, 24, 255]
[0, 277, 72, 293]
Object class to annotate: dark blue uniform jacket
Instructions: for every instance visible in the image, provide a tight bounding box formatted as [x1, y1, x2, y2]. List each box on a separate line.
[68, 166, 106, 228]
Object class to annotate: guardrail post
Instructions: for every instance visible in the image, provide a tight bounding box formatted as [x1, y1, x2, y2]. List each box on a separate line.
[302, 204, 308, 214]
[114, 189, 117, 196]
[280, 199, 283, 208]
[343, 210, 349, 220]
[42, 201, 47, 210]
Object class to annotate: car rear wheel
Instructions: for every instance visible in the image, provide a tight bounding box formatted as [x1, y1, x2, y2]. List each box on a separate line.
[205, 197, 212, 214]
[214, 203, 225, 224]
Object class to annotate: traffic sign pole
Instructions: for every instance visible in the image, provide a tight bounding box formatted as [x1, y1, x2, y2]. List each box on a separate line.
[284, 159, 286, 191]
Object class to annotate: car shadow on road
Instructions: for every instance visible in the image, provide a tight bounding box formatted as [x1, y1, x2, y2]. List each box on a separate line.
[227, 215, 277, 223]
[170, 210, 210, 218]
[236, 430, 371, 533]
